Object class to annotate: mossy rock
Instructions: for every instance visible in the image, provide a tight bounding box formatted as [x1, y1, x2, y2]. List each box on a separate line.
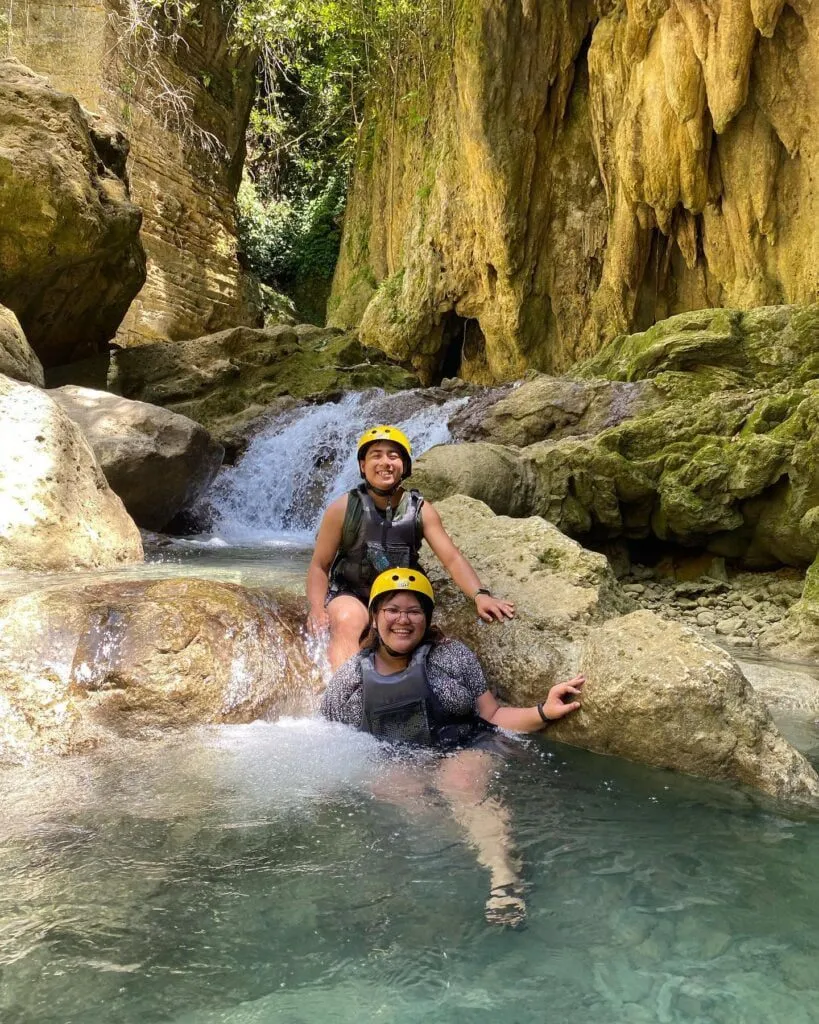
[416, 304, 819, 567]
[109, 324, 420, 443]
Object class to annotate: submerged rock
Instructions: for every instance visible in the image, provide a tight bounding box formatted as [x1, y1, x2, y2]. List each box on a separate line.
[0, 375, 143, 572]
[0, 60, 145, 366]
[0, 579, 316, 764]
[427, 496, 819, 802]
[50, 386, 225, 531]
[0, 304, 43, 386]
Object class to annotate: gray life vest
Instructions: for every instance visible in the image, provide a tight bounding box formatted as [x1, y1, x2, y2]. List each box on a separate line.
[360, 643, 485, 748]
[330, 483, 423, 598]
[361, 643, 437, 746]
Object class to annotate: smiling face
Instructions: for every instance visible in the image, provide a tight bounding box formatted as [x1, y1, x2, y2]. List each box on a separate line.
[374, 591, 427, 655]
[360, 441, 406, 491]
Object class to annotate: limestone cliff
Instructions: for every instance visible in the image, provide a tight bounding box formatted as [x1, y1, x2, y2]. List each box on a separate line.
[329, 0, 818, 384]
[5, 0, 261, 349]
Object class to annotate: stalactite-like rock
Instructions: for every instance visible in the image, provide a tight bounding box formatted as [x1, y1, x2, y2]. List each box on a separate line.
[331, 0, 818, 382]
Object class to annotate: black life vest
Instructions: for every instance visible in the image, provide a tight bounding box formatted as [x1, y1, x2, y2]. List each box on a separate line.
[330, 483, 423, 598]
[360, 643, 484, 748]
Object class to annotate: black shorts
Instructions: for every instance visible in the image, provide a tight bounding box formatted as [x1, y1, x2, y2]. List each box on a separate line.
[325, 581, 368, 608]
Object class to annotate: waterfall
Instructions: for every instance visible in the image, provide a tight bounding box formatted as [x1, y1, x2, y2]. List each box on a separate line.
[206, 389, 467, 543]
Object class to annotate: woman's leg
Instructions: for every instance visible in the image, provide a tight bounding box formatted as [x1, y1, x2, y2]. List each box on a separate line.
[326, 594, 369, 670]
[433, 748, 525, 926]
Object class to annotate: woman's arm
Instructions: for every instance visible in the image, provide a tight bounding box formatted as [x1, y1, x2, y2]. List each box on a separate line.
[476, 675, 584, 732]
[306, 496, 347, 632]
[421, 501, 515, 622]
[319, 656, 365, 725]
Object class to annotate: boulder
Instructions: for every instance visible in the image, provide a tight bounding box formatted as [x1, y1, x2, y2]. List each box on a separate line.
[0, 579, 316, 763]
[50, 386, 225, 530]
[0, 375, 143, 571]
[0, 304, 43, 386]
[427, 496, 819, 802]
[0, 60, 146, 366]
[108, 324, 420, 442]
[415, 305, 819, 568]
[449, 374, 665, 447]
[413, 443, 534, 517]
[553, 611, 819, 803]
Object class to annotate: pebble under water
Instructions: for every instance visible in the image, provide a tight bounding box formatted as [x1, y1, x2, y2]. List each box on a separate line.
[3, 719, 819, 1024]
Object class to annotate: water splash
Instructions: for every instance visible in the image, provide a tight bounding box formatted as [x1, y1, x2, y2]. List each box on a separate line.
[207, 389, 466, 543]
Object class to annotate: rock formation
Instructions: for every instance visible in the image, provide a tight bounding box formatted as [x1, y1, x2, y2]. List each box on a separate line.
[50, 386, 225, 530]
[6, 0, 260, 351]
[426, 496, 819, 802]
[0, 375, 143, 572]
[412, 304, 819, 568]
[0, 304, 43, 386]
[329, 0, 818, 382]
[0, 59, 145, 367]
[108, 323, 420, 444]
[0, 580, 316, 762]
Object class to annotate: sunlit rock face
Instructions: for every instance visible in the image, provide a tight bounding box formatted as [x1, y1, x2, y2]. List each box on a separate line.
[0, 374, 144, 572]
[0, 60, 146, 367]
[6, 0, 260, 350]
[0, 580, 315, 763]
[49, 386, 225, 531]
[426, 496, 819, 803]
[330, 0, 818, 382]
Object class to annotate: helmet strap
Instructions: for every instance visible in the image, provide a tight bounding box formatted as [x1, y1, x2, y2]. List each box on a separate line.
[365, 481, 400, 498]
[376, 632, 411, 662]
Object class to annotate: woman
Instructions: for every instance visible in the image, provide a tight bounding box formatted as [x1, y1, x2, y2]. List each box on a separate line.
[306, 424, 515, 669]
[320, 567, 584, 926]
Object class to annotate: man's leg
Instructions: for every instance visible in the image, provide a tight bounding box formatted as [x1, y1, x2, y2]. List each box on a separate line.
[326, 594, 369, 670]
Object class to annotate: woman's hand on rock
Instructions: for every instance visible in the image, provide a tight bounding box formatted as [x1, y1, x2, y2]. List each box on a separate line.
[307, 605, 329, 633]
[476, 593, 516, 622]
[542, 674, 585, 721]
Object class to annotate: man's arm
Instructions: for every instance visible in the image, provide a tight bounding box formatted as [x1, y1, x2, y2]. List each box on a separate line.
[306, 496, 347, 631]
[421, 501, 515, 622]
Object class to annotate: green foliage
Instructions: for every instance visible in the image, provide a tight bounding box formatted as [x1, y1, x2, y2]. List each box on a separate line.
[237, 172, 345, 285]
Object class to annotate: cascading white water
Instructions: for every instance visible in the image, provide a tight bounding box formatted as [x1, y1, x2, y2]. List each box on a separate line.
[206, 389, 467, 543]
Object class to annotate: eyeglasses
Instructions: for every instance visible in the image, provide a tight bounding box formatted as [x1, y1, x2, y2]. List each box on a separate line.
[380, 606, 426, 622]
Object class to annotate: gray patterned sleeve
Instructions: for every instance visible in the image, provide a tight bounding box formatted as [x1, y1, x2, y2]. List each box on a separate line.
[319, 654, 365, 727]
[429, 639, 489, 708]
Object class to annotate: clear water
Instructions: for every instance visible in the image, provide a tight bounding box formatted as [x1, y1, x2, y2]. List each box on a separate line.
[4, 391, 819, 1023]
[3, 721, 819, 1024]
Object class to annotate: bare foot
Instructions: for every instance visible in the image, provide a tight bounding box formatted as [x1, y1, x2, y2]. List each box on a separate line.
[485, 882, 526, 928]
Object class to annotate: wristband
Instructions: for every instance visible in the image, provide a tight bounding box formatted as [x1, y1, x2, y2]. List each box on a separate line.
[474, 587, 492, 599]
[536, 701, 550, 724]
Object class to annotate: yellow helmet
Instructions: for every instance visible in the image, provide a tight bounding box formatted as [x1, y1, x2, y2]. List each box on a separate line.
[368, 567, 435, 609]
[357, 424, 412, 477]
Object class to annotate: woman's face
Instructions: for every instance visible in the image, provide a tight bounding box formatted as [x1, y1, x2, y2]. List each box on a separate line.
[375, 591, 426, 655]
[360, 441, 405, 491]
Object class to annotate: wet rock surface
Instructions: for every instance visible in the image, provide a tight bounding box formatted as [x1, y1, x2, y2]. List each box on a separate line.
[0, 579, 316, 764]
